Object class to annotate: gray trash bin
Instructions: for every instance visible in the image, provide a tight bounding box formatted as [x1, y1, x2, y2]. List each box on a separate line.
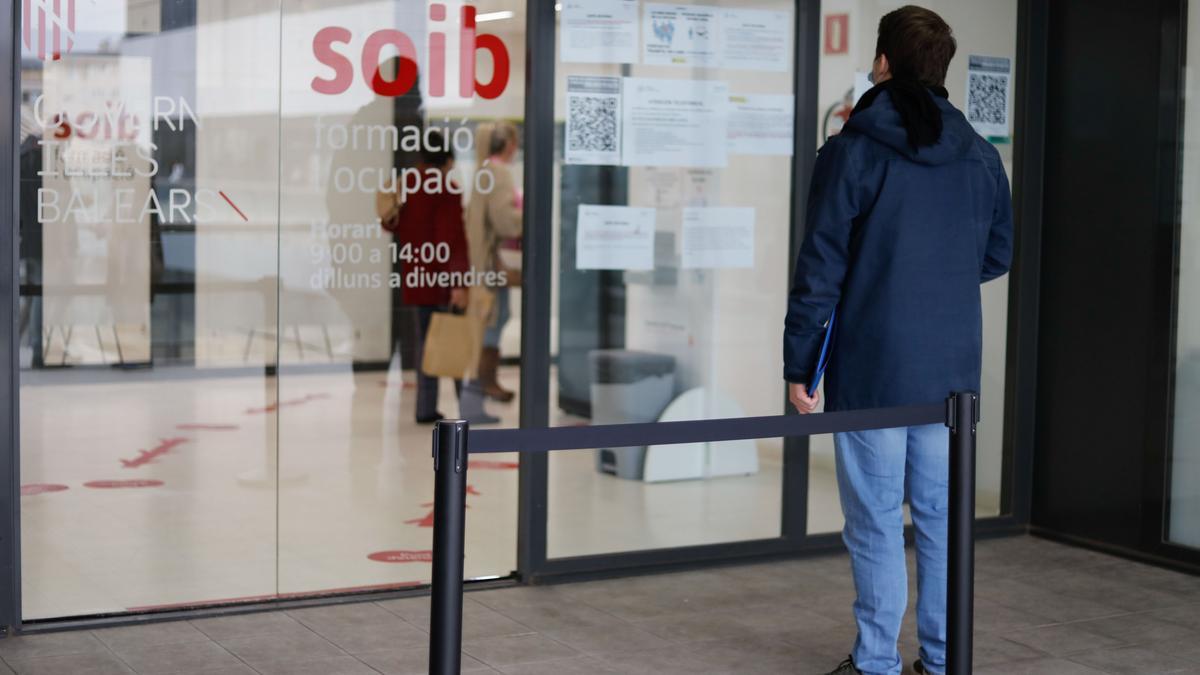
[590, 350, 676, 480]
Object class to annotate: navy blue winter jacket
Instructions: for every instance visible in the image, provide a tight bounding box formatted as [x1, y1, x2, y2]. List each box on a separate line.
[783, 89, 1013, 411]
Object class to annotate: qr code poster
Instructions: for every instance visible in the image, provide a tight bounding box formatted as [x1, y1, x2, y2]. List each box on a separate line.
[566, 75, 622, 166]
[965, 55, 1012, 139]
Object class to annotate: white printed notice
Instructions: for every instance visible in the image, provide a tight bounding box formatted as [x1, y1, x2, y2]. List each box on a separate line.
[576, 205, 657, 270]
[622, 77, 729, 167]
[643, 4, 719, 67]
[965, 55, 1012, 139]
[561, 0, 639, 64]
[718, 8, 791, 72]
[728, 94, 794, 156]
[566, 75, 622, 165]
[682, 207, 755, 269]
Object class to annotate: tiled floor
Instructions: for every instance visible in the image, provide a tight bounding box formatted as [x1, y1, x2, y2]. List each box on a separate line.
[4, 535, 1200, 674]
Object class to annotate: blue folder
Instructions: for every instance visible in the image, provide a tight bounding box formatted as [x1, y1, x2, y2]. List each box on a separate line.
[807, 308, 837, 393]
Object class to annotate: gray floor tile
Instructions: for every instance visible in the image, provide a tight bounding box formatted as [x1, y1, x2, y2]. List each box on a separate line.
[1070, 645, 1200, 674]
[536, 621, 670, 656]
[1147, 637, 1200, 665]
[683, 636, 832, 674]
[496, 655, 622, 675]
[489, 601, 624, 634]
[357, 646, 491, 674]
[92, 623, 211, 653]
[249, 655, 379, 675]
[217, 629, 345, 668]
[377, 597, 529, 640]
[972, 631, 1050, 668]
[6, 652, 135, 675]
[593, 643, 709, 675]
[468, 586, 578, 614]
[979, 578, 1127, 624]
[974, 656, 1109, 674]
[305, 617, 428, 654]
[1003, 622, 1127, 657]
[188, 612, 304, 641]
[0, 632, 111, 660]
[107, 641, 241, 675]
[629, 610, 763, 645]
[1075, 612, 1200, 646]
[287, 601, 400, 627]
[974, 597, 1054, 634]
[1149, 603, 1200, 632]
[462, 633, 578, 668]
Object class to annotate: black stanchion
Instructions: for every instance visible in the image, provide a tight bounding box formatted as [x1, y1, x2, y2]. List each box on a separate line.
[429, 419, 469, 675]
[946, 391, 978, 675]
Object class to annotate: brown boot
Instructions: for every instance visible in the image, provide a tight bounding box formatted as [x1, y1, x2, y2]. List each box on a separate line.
[479, 346, 515, 402]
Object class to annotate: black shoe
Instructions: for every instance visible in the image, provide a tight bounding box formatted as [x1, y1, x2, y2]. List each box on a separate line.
[826, 656, 862, 675]
[416, 412, 444, 424]
[914, 659, 942, 674]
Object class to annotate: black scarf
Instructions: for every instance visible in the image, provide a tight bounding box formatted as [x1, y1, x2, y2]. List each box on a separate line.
[850, 78, 949, 151]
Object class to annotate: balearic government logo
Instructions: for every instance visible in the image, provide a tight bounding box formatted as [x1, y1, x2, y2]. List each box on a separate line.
[23, 0, 77, 62]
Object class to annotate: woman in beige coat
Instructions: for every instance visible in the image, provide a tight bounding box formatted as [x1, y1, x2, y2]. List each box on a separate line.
[460, 121, 522, 424]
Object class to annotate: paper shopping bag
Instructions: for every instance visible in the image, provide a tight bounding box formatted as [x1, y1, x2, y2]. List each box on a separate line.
[421, 312, 477, 379]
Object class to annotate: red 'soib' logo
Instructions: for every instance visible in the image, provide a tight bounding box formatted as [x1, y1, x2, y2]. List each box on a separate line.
[312, 3, 510, 99]
[23, 0, 77, 62]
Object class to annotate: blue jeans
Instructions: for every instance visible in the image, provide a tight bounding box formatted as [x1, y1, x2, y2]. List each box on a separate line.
[483, 286, 510, 348]
[834, 424, 949, 675]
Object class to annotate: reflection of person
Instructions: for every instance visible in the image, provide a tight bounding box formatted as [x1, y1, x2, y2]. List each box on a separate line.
[461, 121, 523, 423]
[377, 133, 469, 423]
[783, 7, 1012, 675]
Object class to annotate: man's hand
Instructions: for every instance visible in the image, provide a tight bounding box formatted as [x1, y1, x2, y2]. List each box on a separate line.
[449, 288, 469, 310]
[789, 382, 820, 414]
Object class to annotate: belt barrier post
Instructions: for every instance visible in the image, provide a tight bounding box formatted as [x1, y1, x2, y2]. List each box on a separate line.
[430, 419, 469, 675]
[946, 391, 978, 675]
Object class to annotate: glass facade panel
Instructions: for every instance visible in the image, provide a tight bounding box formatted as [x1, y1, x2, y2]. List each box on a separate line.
[17, 0, 523, 619]
[547, 0, 794, 557]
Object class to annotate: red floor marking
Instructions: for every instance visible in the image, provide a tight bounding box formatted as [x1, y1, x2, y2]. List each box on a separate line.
[21, 484, 69, 496]
[219, 190, 249, 221]
[176, 424, 239, 431]
[85, 479, 164, 489]
[245, 393, 331, 415]
[377, 381, 418, 390]
[125, 581, 424, 612]
[467, 485, 482, 496]
[368, 550, 433, 563]
[468, 460, 519, 470]
[121, 437, 188, 468]
[405, 500, 470, 528]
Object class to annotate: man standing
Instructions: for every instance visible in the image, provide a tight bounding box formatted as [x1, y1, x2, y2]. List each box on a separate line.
[783, 6, 1012, 675]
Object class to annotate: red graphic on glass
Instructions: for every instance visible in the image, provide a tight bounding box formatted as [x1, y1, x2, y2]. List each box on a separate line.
[21, 484, 69, 496]
[23, 0, 77, 62]
[84, 479, 165, 489]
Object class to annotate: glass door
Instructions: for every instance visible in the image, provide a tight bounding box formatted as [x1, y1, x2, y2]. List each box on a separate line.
[16, 0, 527, 620]
[545, 0, 796, 559]
[275, 0, 526, 595]
[18, 0, 283, 618]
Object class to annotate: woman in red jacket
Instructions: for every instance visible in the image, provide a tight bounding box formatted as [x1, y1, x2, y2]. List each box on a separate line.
[380, 134, 470, 423]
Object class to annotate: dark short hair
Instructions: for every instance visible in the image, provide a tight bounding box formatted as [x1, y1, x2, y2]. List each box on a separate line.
[421, 131, 454, 167]
[875, 5, 956, 87]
